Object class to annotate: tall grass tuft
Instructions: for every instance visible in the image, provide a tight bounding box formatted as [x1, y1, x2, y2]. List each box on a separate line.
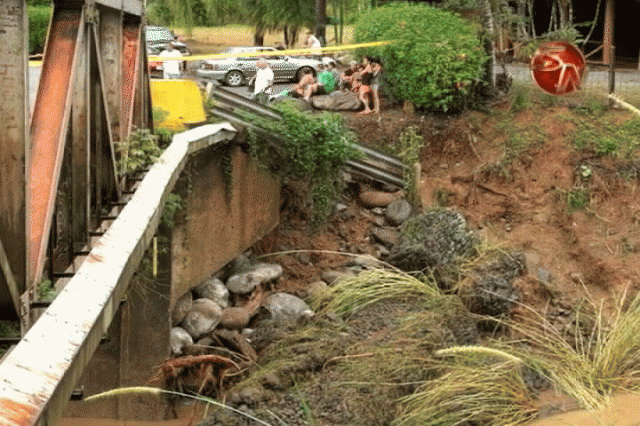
[312, 268, 441, 318]
[507, 290, 640, 410]
[396, 355, 537, 426]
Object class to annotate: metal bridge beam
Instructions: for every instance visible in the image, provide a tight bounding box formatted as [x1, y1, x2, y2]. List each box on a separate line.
[0, 0, 29, 318]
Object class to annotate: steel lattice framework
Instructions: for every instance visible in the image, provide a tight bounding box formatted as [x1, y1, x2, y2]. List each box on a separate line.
[0, 0, 151, 326]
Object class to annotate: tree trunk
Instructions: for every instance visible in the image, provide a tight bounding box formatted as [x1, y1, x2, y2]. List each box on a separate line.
[254, 23, 265, 46]
[483, 0, 496, 90]
[315, 0, 326, 45]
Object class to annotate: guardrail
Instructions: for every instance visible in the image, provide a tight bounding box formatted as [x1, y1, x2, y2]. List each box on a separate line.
[0, 123, 236, 426]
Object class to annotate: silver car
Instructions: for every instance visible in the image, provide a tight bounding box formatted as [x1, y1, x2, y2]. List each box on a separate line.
[196, 46, 329, 86]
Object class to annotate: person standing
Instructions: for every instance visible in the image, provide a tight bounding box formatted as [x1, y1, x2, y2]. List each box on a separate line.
[253, 58, 274, 104]
[370, 58, 383, 114]
[305, 31, 322, 57]
[158, 42, 183, 79]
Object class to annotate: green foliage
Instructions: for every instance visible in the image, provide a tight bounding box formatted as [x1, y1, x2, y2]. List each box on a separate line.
[28, 5, 52, 55]
[567, 187, 590, 212]
[38, 279, 56, 302]
[397, 126, 423, 205]
[160, 193, 184, 229]
[245, 100, 361, 226]
[118, 128, 162, 174]
[569, 113, 640, 159]
[354, 3, 487, 112]
[0, 321, 20, 338]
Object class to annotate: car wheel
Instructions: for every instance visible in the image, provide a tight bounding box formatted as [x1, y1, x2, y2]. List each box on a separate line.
[225, 70, 244, 87]
[296, 66, 314, 82]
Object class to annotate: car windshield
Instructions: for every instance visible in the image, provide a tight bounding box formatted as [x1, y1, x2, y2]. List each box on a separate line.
[146, 28, 174, 43]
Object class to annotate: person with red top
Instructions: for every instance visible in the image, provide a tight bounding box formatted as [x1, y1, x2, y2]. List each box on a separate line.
[358, 56, 374, 114]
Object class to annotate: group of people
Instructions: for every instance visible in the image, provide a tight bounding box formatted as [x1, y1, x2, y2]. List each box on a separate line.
[291, 62, 339, 101]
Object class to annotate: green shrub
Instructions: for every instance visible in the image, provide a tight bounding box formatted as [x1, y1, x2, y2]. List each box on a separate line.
[28, 5, 52, 55]
[245, 100, 360, 226]
[354, 3, 487, 112]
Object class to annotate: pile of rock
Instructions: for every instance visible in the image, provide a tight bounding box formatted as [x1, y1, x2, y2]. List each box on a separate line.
[170, 262, 315, 358]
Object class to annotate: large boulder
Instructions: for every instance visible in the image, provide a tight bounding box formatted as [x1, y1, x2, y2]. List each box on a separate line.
[386, 199, 412, 226]
[311, 91, 362, 111]
[181, 299, 223, 339]
[193, 277, 229, 309]
[226, 263, 283, 294]
[171, 291, 193, 327]
[387, 208, 477, 273]
[464, 253, 526, 317]
[262, 292, 315, 325]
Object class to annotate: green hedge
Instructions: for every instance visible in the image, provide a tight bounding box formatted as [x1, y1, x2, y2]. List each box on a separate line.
[28, 5, 52, 55]
[354, 3, 487, 112]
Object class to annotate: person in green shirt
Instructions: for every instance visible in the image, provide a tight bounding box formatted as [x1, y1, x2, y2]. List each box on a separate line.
[302, 64, 336, 101]
[316, 64, 336, 93]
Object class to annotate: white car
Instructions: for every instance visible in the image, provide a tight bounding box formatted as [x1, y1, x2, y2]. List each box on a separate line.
[196, 46, 334, 86]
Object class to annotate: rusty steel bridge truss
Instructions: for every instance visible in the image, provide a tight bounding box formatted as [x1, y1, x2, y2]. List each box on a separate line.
[0, 0, 151, 328]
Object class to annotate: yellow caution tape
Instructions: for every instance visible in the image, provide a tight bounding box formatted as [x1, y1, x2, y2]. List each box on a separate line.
[149, 40, 392, 62]
[28, 40, 391, 67]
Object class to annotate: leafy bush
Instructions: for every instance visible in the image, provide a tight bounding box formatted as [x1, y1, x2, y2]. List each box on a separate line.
[245, 100, 360, 226]
[354, 3, 487, 112]
[28, 5, 52, 55]
[118, 128, 162, 174]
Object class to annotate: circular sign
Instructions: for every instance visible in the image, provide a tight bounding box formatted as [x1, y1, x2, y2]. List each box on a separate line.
[530, 41, 586, 96]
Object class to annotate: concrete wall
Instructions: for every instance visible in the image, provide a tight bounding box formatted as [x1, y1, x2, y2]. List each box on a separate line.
[170, 144, 280, 306]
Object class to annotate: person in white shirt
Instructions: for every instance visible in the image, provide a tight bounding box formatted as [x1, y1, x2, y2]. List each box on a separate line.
[158, 42, 182, 79]
[253, 58, 274, 103]
[305, 31, 322, 57]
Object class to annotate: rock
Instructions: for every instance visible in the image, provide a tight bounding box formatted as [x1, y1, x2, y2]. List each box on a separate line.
[181, 299, 223, 339]
[388, 208, 477, 273]
[359, 190, 403, 208]
[352, 254, 379, 269]
[193, 277, 229, 309]
[239, 386, 266, 406]
[321, 270, 354, 285]
[335, 203, 348, 213]
[171, 291, 193, 326]
[375, 244, 390, 258]
[371, 207, 384, 215]
[220, 307, 251, 330]
[467, 274, 515, 317]
[263, 292, 315, 325]
[305, 280, 328, 300]
[463, 252, 525, 317]
[170, 327, 193, 355]
[311, 91, 362, 111]
[372, 216, 386, 227]
[386, 199, 412, 226]
[262, 372, 284, 390]
[370, 227, 400, 248]
[298, 252, 311, 265]
[226, 263, 283, 294]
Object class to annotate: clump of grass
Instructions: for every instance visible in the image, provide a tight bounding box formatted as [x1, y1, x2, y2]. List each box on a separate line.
[507, 290, 640, 410]
[312, 268, 441, 318]
[397, 355, 537, 426]
[569, 112, 640, 159]
[567, 187, 590, 212]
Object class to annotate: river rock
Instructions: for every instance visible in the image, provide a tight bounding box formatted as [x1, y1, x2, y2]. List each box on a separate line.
[306, 280, 328, 300]
[170, 326, 193, 355]
[352, 254, 379, 269]
[321, 270, 354, 285]
[181, 299, 223, 339]
[386, 199, 412, 226]
[226, 263, 283, 294]
[359, 190, 399, 208]
[171, 291, 193, 326]
[193, 277, 229, 309]
[370, 227, 400, 248]
[263, 292, 315, 325]
[219, 307, 251, 330]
